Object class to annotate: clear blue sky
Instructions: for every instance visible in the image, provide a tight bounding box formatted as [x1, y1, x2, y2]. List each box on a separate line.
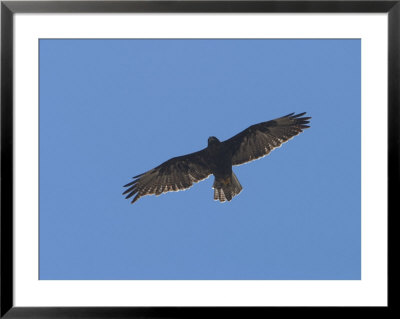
[39, 39, 360, 280]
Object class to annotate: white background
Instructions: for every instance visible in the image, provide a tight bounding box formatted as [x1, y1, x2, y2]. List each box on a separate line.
[14, 13, 387, 306]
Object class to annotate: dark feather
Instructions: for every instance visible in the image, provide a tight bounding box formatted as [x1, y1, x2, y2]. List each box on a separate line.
[123, 149, 212, 204]
[223, 112, 311, 166]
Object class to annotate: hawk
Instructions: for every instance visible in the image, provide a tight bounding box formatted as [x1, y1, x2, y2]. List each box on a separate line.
[123, 112, 311, 204]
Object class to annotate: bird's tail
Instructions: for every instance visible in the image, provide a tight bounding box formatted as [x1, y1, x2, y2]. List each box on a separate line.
[213, 172, 242, 202]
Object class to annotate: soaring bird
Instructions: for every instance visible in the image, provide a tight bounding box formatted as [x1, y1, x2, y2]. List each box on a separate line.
[123, 112, 311, 204]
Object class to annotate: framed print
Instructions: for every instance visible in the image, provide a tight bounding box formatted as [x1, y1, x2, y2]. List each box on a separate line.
[1, 0, 397, 317]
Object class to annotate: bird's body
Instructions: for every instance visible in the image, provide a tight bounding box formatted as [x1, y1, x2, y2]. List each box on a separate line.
[123, 112, 311, 204]
[201, 137, 241, 202]
[206, 137, 232, 180]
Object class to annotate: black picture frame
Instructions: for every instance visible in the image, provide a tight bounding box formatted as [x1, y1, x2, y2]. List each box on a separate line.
[1, 1, 397, 317]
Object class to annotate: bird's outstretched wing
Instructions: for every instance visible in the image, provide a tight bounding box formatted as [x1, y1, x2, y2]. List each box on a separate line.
[223, 112, 311, 166]
[123, 149, 212, 204]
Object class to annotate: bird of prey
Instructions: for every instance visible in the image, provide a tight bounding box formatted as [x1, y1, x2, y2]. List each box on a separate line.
[123, 112, 311, 204]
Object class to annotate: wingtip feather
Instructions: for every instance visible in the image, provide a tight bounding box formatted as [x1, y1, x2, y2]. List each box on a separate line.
[123, 180, 136, 188]
[293, 112, 307, 118]
[131, 194, 141, 204]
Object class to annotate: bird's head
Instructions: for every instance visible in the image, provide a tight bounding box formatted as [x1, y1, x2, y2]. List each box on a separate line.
[208, 136, 220, 147]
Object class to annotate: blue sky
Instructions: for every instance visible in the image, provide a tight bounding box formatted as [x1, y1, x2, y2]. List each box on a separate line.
[39, 39, 360, 280]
